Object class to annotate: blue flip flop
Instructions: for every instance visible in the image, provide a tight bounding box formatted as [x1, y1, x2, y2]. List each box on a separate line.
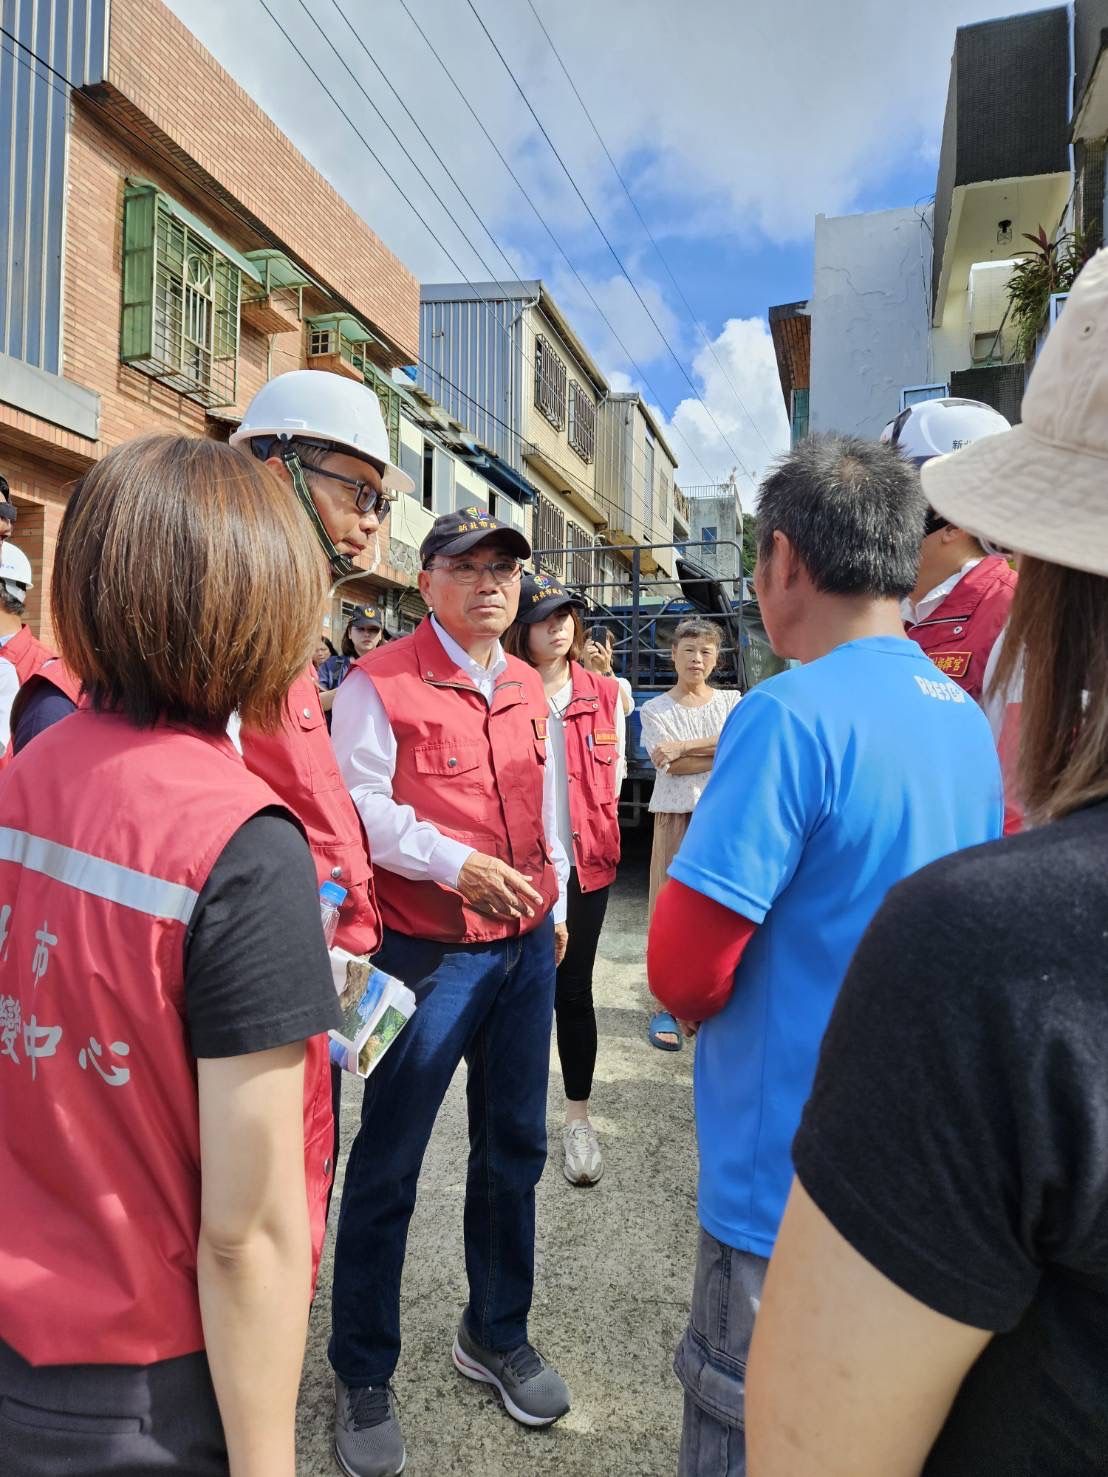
[648, 1010, 684, 1052]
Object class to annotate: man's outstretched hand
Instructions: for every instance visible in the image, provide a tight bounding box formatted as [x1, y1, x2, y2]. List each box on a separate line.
[457, 853, 544, 920]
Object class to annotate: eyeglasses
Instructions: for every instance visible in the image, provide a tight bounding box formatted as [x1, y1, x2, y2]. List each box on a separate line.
[303, 461, 394, 519]
[425, 557, 523, 585]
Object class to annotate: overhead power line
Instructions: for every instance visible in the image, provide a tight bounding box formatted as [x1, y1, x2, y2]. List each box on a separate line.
[524, 0, 778, 464]
[389, 0, 725, 491]
[464, 0, 757, 486]
[254, 0, 699, 532]
[0, 24, 721, 553]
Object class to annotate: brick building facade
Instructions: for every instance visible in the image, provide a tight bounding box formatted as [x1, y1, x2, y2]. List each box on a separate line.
[1, 0, 420, 642]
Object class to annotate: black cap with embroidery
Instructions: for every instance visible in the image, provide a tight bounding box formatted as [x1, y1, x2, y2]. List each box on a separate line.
[419, 507, 531, 566]
[350, 603, 387, 631]
[514, 571, 587, 625]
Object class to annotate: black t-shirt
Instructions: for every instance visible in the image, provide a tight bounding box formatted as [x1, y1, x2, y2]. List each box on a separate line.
[184, 809, 340, 1056]
[794, 799, 1108, 1476]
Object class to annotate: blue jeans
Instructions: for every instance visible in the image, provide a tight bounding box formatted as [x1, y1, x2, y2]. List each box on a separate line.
[329, 919, 556, 1387]
[674, 1228, 767, 1477]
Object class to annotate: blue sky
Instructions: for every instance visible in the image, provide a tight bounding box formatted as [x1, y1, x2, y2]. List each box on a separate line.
[169, 0, 1047, 495]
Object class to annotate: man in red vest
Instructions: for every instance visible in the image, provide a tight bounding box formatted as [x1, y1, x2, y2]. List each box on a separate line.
[884, 397, 1017, 702]
[328, 510, 571, 1477]
[232, 371, 414, 1222]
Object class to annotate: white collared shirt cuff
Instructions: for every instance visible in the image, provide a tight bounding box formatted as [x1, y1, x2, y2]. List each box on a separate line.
[430, 835, 476, 890]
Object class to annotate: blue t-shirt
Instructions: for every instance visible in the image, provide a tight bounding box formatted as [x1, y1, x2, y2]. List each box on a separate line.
[669, 635, 1004, 1257]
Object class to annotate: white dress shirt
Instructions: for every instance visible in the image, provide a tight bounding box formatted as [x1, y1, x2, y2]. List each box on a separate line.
[901, 558, 983, 626]
[332, 616, 569, 924]
[0, 633, 19, 750]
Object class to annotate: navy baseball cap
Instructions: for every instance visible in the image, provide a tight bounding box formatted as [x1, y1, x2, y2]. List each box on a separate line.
[419, 507, 530, 566]
[350, 603, 386, 631]
[515, 571, 586, 624]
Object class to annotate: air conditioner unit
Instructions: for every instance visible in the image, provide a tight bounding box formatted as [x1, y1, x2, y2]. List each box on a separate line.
[900, 383, 949, 411]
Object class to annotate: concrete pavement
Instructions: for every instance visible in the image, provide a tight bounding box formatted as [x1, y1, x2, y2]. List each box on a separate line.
[295, 838, 700, 1476]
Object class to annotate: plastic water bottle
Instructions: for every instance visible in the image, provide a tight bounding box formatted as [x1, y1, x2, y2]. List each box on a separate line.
[319, 880, 347, 949]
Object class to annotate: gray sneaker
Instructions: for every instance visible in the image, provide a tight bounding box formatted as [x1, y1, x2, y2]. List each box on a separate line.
[452, 1318, 570, 1427]
[334, 1376, 405, 1477]
[562, 1120, 603, 1186]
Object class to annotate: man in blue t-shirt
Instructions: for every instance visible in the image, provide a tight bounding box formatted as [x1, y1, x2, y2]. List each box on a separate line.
[647, 433, 1002, 1477]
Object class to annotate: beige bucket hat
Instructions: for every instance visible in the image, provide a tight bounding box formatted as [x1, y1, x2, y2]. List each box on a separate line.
[921, 246, 1108, 579]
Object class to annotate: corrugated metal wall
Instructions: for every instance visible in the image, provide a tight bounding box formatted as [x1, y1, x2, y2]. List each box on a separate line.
[419, 293, 523, 472]
[1, 0, 109, 374]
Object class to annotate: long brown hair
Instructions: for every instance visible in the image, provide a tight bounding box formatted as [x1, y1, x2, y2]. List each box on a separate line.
[53, 434, 324, 732]
[993, 556, 1108, 823]
[503, 606, 585, 665]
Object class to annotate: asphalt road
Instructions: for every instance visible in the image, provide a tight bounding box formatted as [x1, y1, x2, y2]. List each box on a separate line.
[295, 833, 700, 1477]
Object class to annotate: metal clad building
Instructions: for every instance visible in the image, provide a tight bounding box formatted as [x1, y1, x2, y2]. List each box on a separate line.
[2, 0, 109, 374]
[419, 282, 531, 474]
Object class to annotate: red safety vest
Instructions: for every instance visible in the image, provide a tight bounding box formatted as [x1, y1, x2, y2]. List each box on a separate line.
[356, 619, 557, 943]
[0, 637, 82, 771]
[0, 623, 58, 684]
[0, 710, 332, 1367]
[239, 670, 381, 957]
[905, 555, 1018, 702]
[560, 663, 621, 892]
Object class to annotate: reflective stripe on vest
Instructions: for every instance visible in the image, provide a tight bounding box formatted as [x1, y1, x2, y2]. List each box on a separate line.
[355, 620, 557, 943]
[560, 664, 621, 892]
[0, 711, 330, 1367]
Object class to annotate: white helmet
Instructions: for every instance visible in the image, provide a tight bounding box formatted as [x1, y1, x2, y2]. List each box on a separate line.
[0, 543, 32, 602]
[881, 397, 1010, 467]
[230, 369, 415, 495]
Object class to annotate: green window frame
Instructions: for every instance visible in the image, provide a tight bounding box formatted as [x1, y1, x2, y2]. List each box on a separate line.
[363, 364, 401, 465]
[120, 185, 241, 408]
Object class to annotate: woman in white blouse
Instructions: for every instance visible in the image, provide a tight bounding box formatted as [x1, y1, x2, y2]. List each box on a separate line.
[641, 618, 740, 1050]
[505, 575, 626, 1188]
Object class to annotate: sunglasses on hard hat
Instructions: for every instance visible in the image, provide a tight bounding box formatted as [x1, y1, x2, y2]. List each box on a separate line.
[303, 461, 394, 519]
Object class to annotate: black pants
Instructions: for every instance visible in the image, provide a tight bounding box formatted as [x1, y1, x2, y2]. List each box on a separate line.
[554, 869, 611, 1103]
[0, 1338, 227, 1476]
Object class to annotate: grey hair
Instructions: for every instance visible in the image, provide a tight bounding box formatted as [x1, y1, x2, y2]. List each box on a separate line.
[756, 433, 925, 599]
[671, 617, 722, 648]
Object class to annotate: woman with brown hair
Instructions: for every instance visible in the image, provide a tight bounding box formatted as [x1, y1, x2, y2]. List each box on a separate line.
[747, 251, 1108, 1475]
[0, 435, 340, 1476]
[505, 572, 624, 1186]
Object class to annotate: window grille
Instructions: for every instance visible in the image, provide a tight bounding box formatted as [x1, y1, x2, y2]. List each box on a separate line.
[534, 335, 567, 429]
[534, 494, 565, 576]
[120, 186, 240, 407]
[566, 523, 592, 587]
[567, 381, 595, 463]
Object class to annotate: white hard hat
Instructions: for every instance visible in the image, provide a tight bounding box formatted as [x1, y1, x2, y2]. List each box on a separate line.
[230, 370, 415, 495]
[0, 542, 32, 593]
[881, 397, 1011, 467]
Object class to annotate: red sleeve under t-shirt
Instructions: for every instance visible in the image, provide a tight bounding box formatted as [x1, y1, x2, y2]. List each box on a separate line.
[647, 879, 757, 1022]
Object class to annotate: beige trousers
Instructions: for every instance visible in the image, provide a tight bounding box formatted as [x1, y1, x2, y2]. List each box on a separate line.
[648, 811, 692, 923]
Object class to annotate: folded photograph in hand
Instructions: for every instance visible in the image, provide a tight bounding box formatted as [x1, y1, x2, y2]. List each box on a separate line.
[328, 949, 416, 1078]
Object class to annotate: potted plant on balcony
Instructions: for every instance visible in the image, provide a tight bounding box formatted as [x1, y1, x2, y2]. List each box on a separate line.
[1006, 226, 1093, 361]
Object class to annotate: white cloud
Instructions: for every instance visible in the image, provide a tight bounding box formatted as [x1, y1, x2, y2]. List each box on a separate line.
[167, 0, 1049, 264]
[660, 318, 790, 495]
[163, 0, 1044, 489]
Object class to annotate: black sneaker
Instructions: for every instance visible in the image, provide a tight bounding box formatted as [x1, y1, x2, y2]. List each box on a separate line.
[334, 1376, 405, 1477]
[452, 1318, 570, 1427]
